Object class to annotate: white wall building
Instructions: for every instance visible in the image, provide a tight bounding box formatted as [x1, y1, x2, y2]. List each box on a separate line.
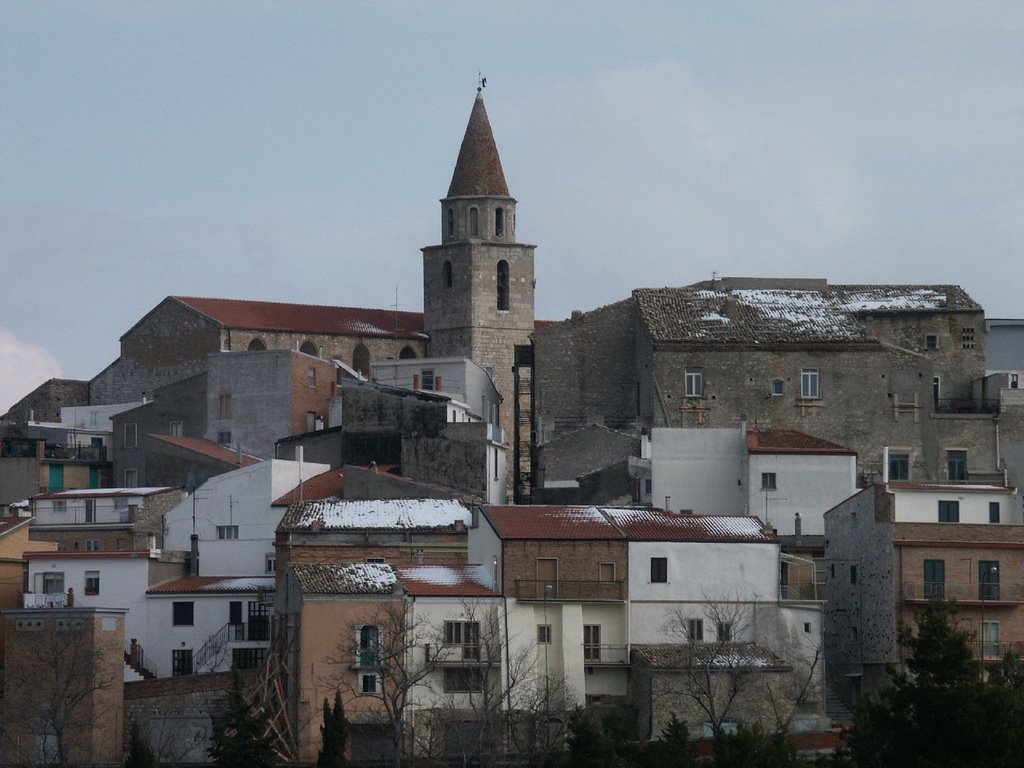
[371, 357, 503, 427]
[164, 458, 331, 576]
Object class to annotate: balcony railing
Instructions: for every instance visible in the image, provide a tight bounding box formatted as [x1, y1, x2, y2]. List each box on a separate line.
[427, 643, 498, 666]
[781, 582, 826, 601]
[22, 592, 67, 608]
[934, 398, 999, 415]
[973, 640, 1024, 660]
[514, 580, 625, 601]
[903, 581, 1024, 602]
[582, 644, 629, 665]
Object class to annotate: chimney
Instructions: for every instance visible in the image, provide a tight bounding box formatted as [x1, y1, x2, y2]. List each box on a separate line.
[189, 534, 200, 576]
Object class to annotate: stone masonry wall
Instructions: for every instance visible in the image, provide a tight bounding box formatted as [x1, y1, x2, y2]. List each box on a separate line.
[500, 540, 628, 597]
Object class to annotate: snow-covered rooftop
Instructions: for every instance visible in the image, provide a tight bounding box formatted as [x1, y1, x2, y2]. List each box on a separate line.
[292, 562, 399, 594]
[279, 498, 473, 532]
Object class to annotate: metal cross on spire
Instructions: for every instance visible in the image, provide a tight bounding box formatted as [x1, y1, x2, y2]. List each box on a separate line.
[478, 72, 487, 92]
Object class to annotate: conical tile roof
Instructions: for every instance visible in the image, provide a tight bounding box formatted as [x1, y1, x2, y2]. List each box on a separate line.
[447, 92, 509, 197]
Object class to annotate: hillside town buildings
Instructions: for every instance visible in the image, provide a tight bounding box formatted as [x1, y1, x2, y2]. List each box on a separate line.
[1, 88, 1023, 764]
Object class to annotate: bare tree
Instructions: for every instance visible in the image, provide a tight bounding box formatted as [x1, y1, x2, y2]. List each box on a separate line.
[330, 600, 436, 768]
[2, 616, 118, 766]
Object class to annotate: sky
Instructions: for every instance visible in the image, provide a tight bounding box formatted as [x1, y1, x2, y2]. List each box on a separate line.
[2, 1, 1022, 414]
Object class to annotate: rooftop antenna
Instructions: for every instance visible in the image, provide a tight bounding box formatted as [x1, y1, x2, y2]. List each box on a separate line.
[478, 72, 487, 92]
[392, 286, 400, 339]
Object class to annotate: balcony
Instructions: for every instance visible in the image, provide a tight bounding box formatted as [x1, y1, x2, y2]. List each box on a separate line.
[22, 592, 68, 608]
[514, 579, 625, 602]
[934, 398, 999, 415]
[903, 581, 1024, 604]
[582, 644, 629, 666]
[426, 643, 498, 666]
[974, 640, 1024, 661]
[781, 582, 826, 601]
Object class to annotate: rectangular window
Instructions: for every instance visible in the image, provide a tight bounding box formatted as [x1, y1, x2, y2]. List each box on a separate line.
[924, 560, 945, 599]
[947, 450, 967, 482]
[687, 618, 704, 643]
[800, 368, 820, 399]
[888, 453, 910, 481]
[84, 498, 95, 523]
[42, 572, 64, 594]
[307, 367, 317, 387]
[990, 502, 1001, 524]
[444, 621, 481, 660]
[443, 668, 483, 692]
[265, 554, 276, 573]
[356, 625, 380, 667]
[925, 334, 938, 350]
[761, 472, 777, 491]
[54, 500, 67, 514]
[771, 379, 785, 397]
[232, 648, 266, 670]
[980, 561, 1000, 600]
[421, 369, 435, 391]
[717, 621, 732, 642]
[850, 565, 858, 585]
[650, 557, 668, 583]
[599, 562, 615, 581]
[84, 571, 100, 596]
[537, 624, 552, 644]
[124, 423, 138, 448]
[360, 672, 379, 694]
[124, 468, 137, 488]
[217, 525, 239, 540]
[85, 539, 99, 551]
[306, 411, 316, 432]
[583, 625, 601, 661]
[938, 500, 960, 523]
[684, 367, 703, 398]
[218, 395, 232, 418]
[983, 622, 1001, 659]
[217, 431, 232, 445]
[172, 601, 194, 626]
[172, 649, 193, 676]
[169, 420, 183, 437]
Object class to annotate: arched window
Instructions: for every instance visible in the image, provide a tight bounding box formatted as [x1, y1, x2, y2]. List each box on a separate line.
[299, 340, 318, 357]
[469, 207, 479, 236]
[353, 344, 370, 376]
[495, 207, 504, 237]
[399, 346, 417, 360]
[443, 260, 453, 288]
[447, 208, 454, 238]
[247, 338, 266, 351]
[497, 260, 510, 311]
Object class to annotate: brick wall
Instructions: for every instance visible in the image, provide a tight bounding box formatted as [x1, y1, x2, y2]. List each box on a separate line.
[501, 540, 628, 596]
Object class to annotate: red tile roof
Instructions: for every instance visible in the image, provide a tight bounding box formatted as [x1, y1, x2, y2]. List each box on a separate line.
[399, 564, 496, 597]
[887, 482, 1015, 493]
[147, 576, 275, 594]
[747, 429, 855, 456]
[149, 435, 262, 467]
[482, 506, 624, 540]
[273, 469, 345, 506]
[602, 508, 777, 543]
[173, 296, 427, 340]
[0, 517, 31, 537]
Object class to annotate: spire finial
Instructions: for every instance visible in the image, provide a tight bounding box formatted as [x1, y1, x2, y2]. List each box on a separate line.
[477, 72, 487, 93]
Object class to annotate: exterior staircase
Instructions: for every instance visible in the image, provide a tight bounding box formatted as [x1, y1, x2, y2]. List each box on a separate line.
[825, 684, 854, 725]
[125, 639, 156, 680]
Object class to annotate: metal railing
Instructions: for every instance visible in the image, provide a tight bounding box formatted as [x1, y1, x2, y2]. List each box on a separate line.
[781, 583, 826, 601]
[934, 398, 999, 415]
[514, 579, 625, 601]
[903, 581, 1024, 602]
[973, 640, 1024, 660]
[582, 644, 629, 665]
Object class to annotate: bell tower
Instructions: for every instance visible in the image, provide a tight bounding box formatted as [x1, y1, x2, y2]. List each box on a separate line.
[422, 91, 536, 432]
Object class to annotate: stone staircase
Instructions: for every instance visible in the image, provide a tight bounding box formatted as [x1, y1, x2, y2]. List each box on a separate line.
[825, 684, 854, 725]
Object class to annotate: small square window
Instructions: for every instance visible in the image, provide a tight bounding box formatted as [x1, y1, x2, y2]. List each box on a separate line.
[217, 431, 232, 445]
[938, 500, 960, 523]
[925, 334, 938, 350]
[888, 453, 910, 481]
[650, 557, 668, 583]
[124, 468, 137, 488]
[687, 618, 704, 643]
[771, 379, 785, 397]
[761, 472, 777, 491]
[803, 622, 811, 633]
[217, 526, 239, 540]
[537, 624, 552, 644]
[172, 601, 194, 626]
[360, 673, 379, 694]
[169, 420, 183, 437]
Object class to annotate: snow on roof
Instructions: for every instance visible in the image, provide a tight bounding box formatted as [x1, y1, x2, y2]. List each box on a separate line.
[602, 508, 777, 542]
[633, 643, 790, 670]
[634, 283, 978, 344]
[148, 576, 275, 594]
[279, 498, 472, 532]
[292, 562, 398, 594]
[399, 564, 495, 596]
[483, 506, 623, 539]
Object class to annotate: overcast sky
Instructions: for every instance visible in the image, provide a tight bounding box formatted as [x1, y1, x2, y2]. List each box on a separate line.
[2, 1, 1022, 414]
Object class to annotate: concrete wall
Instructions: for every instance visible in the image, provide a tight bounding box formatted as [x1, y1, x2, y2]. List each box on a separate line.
[538, 424, 640, 486]
[748, 452, 857, 536]
[891, 486, 1020, 524]
[651, 427, 746, 514]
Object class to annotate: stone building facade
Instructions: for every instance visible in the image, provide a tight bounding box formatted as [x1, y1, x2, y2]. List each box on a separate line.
[534, 278, 1000, 486]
